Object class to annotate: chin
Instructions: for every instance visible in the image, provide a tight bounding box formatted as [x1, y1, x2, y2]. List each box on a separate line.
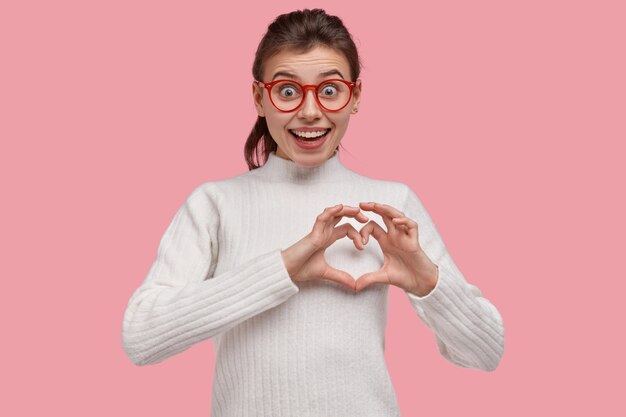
[277, 136, 337, 164]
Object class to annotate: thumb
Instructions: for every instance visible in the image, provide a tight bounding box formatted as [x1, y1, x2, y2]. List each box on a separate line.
[355, 270, 388, 292]
[322, 265, 357, 292]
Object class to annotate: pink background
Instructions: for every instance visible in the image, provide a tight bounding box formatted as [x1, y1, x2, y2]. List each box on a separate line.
[2, 0, 624, 415]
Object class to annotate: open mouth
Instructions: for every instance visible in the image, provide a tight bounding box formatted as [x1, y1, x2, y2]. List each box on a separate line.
[288, 128, 331, 142]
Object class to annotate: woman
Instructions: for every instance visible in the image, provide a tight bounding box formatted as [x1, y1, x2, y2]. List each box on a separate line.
[122, 8, 504, 416]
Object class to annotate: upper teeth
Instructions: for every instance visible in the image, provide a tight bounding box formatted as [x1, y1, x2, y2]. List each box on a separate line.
[292, 129, 328, 138]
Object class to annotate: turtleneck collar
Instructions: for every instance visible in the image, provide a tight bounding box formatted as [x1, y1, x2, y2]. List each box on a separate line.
[254, 149, 355, 183]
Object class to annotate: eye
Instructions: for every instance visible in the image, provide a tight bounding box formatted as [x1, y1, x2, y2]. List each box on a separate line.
[319, 83, 338, 97]
[279, 84, 299, 98]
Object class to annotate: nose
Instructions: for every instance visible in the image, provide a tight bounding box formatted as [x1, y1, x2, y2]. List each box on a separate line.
[297, 89, 323, 120]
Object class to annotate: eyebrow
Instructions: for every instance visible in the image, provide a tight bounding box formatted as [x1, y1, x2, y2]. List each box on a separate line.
[271, 69, 345, 82]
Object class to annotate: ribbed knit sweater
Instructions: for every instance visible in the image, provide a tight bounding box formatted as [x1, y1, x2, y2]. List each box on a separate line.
[121, 149, 504, 416]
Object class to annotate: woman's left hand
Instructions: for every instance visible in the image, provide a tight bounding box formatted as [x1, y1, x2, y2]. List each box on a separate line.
[356, 202, 439, 296]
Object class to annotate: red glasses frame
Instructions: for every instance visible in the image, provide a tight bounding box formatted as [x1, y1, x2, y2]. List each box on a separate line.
[254, 78, 357, 112]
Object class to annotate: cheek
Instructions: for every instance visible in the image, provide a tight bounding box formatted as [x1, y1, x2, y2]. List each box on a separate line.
[265, 113, 290, 136]
[331, 114, 351, 131]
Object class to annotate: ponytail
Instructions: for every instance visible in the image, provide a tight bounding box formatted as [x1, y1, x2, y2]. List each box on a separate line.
[244, 117, 277, 170]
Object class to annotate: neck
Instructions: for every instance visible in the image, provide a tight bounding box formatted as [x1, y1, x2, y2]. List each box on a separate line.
[255, 149, 354, 183]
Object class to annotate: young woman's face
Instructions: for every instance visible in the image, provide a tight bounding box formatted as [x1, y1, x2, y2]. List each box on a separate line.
[253, 45, 361, 166]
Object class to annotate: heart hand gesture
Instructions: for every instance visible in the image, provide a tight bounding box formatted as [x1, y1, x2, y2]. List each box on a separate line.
[281, 204, 369, 291]
[355, 202, 439, 296]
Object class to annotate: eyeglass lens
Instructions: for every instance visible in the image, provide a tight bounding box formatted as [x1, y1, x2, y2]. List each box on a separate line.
[270, 80, 351, 111]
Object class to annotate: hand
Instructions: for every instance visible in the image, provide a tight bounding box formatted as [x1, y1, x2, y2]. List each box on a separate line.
[281, 204, 369, 291]
[355, 202, 439, 296]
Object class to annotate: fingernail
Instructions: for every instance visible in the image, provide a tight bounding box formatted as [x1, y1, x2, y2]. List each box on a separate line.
[362, 237, 366, 244]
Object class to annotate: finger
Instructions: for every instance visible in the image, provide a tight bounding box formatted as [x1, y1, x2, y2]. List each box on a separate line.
[317, 204, 345, 223]
[319, 204, 362, 222]
[336, 205, 368, 221]
[392, 217, 418, 237]
[370, 202, 406, 231]
[330, 223, 349, 241]
[316, 205, 349, 233]
[358, 202, 395, 231]
[355, 270, 390, 292]
[331, 210, 359, 227]
[391, 217, 412, 235]
[359, 220, 387, 245]
[332, 215, 343, 227]
[322, 266, 357, 292]
[370, 202, 405, 218]
[312, 206, 343, 243]
[344, 223, 366, 250]
[360, 202, 407, 223]
[392, 216, 417, 228]
[330, 206, 369, 227]
[331, 223, 365, 250]
[354, 209, 370, 223]
[331, 204, 369, 223]
[313, 206, 366, 248]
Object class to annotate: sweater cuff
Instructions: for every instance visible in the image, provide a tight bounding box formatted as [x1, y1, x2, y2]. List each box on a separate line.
[406, 263, 463, 309]
[271, 248, 301, 294]
[406, 265, 442, 300]
[223, 248, 300, 305]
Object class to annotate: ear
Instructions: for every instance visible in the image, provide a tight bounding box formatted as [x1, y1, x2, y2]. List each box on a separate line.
[351, 79, 362, 113]
[252, 82, 265, 117]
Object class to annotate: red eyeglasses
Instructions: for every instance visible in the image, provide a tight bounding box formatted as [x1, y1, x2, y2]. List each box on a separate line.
[254, 79, 357, 112]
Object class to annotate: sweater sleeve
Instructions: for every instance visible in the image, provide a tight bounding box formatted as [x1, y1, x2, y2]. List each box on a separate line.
[400, 184, 504, 372]
[121, 184, 300, 366]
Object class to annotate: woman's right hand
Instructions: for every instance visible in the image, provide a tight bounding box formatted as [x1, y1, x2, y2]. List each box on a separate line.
[281, 204, 369, 291]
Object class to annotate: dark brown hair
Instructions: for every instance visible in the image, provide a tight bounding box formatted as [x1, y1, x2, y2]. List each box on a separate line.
[244, 8, 363, 170]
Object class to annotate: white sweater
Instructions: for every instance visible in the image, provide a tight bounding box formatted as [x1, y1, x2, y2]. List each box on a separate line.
[122, 150, 504, 416]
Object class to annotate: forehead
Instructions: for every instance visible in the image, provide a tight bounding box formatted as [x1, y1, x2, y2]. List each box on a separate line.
[263, 45, 351, 81]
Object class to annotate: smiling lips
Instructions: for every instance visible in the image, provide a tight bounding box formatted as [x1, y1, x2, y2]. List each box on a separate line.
[289, 127, 331, 139]
[290, 127, 331, 132]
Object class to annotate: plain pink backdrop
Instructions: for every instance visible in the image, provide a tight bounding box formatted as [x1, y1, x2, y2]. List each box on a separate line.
[2, 0, 624, 415]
